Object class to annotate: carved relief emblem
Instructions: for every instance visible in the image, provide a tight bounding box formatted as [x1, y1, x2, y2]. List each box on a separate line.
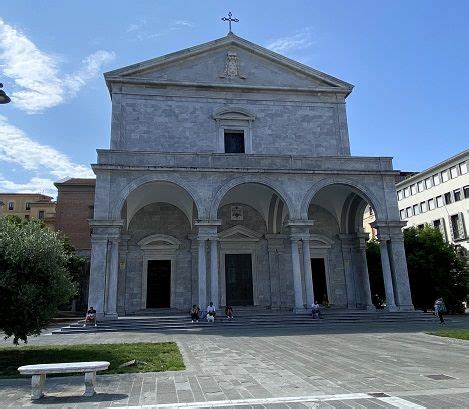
[220, 51, 246, 79]
[231, 205, 244, 221]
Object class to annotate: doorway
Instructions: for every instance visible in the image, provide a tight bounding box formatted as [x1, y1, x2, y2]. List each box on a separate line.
[146, 260, 171, 308]
[311, 258, 328, 304]
[225, 254, 253, 306]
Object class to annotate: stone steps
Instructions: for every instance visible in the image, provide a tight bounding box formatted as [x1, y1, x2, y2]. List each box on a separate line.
[52, 311, 444, 335]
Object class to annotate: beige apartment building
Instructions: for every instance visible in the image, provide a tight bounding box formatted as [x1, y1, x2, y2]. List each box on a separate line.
[0, 193, 56, 230]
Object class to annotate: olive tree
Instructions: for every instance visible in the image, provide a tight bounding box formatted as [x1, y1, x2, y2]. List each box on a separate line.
[0, 216, 77, 344]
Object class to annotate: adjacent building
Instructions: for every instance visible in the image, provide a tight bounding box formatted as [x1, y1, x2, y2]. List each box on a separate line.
[396, 150, 469, 251]
[88, 32, 413, 319]
[0, 193, 56, 229]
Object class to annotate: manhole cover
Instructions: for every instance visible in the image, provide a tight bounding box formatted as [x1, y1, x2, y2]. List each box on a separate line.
[424, 374, 456, 380]
[368, 392, 390, 397]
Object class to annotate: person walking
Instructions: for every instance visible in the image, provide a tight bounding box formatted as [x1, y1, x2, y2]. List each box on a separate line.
[434, 298, 446, 324]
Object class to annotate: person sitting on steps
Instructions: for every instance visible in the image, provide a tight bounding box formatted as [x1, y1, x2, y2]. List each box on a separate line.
[83, 306, 97, 327]
[190, 304, 200, 323]
[225, 305, 234, 319]
[206, 302, 216, 323]
[311, 301, 322, 319]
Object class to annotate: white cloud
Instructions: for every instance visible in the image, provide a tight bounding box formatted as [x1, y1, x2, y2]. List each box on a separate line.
[0, 175, 57, 197]
[172, 20, 195, 29]
[266, 28, 315, 54]
[0, 115, 93, 181]
[0, 18, 115, 114]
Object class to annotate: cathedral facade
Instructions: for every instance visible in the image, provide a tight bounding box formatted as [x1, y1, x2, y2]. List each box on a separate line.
[88, 33, 413, 318]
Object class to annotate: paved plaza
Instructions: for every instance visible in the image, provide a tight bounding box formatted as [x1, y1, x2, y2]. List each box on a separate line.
[1, 321, 469, 408]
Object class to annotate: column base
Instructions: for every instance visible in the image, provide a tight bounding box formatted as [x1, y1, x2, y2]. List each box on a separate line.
[293, 307, 309, 314]
[385, 305, 399, 312]
[364, 304, 376, 311]
[397, 304, 414, 312]
[103, 313, 118, 320]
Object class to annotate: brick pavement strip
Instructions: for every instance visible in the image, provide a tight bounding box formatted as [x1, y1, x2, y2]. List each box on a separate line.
[1, 324, 469, 407]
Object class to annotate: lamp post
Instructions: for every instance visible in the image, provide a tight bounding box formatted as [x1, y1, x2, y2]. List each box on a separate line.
[0, 83, 11, 104]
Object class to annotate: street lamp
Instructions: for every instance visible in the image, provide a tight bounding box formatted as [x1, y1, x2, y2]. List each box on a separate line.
[0, 83, 11, 104]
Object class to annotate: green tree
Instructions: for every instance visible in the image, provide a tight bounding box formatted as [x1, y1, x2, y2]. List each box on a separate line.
[0, 216, 77, 344]
[404, 226, 467, 314]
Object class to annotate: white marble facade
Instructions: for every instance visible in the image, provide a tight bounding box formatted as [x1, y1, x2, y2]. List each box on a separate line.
[88, 33, 413, 318]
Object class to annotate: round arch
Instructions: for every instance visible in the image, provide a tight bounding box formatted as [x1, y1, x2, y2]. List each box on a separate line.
[300, 176, 385, 222]
[111, 174, 205, 220]
[209, 175, 296, 220]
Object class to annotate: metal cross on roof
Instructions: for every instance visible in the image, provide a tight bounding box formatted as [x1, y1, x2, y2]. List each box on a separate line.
[221, 12, 239, 32]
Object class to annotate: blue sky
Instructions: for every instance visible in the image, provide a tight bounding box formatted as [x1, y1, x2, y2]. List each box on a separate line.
[0, 1, 468, 196]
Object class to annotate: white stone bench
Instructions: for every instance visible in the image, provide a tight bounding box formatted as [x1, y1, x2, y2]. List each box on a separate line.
[18, 361, 110, 400]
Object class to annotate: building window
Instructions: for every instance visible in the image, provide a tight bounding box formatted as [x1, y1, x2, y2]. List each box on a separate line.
[441, 170, 449, 183]
[406, 207, 412, 218]
[417, 181, 424, 192]
[397, 190, 403, 201]
[88, 205, 94, 219]
[24, 215, 30, 220]
[400, 209, 405, 220]
[436, 196, 444, 207]
[428, 198, 435, 210]
[450, 213, 466, 240]
[425, 178, 432, 189]
[420, 201, 428, 213]
[450, 166, 458, 179]
[453, 189, 461, 202]
[404, 187, 410, 198]
[224, 130, 245, 153]
[410, 184, 417, 195]
[417, 224, 424, 230]
[38, 210, 45, 219]
[433, 219, 447, 240]
[433, 174, 441, 186]
[25, 202, 31, 210]
[460, 162, 467, 175]
[464, 185, 469, 199]
[8, 201, 14, 211]
[413, 204, 420, 215]
[444, 192, 452, 205]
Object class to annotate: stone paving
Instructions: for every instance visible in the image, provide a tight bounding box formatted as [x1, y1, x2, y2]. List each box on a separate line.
[1, 320, 469, 408]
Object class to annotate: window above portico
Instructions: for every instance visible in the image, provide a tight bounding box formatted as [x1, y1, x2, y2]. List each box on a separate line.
[213, 108, 255, 154]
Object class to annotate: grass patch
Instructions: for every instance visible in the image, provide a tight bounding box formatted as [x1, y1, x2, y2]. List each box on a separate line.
[0, 342, 184, 379]
[428, 329, 469, 341]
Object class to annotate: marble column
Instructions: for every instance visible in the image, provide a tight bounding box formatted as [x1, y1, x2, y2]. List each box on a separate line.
[302, 237, 314, 307]
[290, 237, 304, 310]
[198, 238, 207, 309]
[105, 237, 119, 319]
[88, 235, 108, 319]
[339, 235, 357, 309]
[209, 238, 219, 307]
[378, 237, 397, 311]
[389, 232, 414, 311]
[357, 235, 375, 310]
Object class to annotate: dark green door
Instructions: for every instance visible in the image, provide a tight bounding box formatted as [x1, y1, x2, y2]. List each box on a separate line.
[225, 254, 253, 306]
[146, 260, 171, 308]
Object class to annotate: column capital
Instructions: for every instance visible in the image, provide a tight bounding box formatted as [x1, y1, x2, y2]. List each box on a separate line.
[195, 219, 222, 227]
[285, 219, 315, 228]
[377, 234, 390, 242]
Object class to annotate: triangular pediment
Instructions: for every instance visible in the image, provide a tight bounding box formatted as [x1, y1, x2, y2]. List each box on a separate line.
[219, 225, 262, 241]
[105, 33, 353, 93]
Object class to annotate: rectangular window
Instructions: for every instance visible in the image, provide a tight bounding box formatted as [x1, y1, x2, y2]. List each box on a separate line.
[444, 192, 452, 205]
[450, 166, 458, 179]
[397, 190, 403, 201]
[417, 224, 424, 230]
[25, 202, 31, 210]
[450, 214, 465, 240]
[436, 196, 444, 207]
[460, 161, 468, 175]
[433, 219, 447, 241]
[8, 201, 14, 211]
[413, 204, 420, 215]
[38, 210, 45, 219]
[441, 170, 449, 182]
[425, 178, 432, 189]
[417, 181, 424, 192]
[433, 174, 441, 186]
[410, 184, 417, 195]
[24, 215, 30, 220]
[406, 207, 412, 218]
[404, 187, 410, 198]
[454, 189, 461, 202]
[400, 209, 405, 220]
[428, 198, 435, 210]
[224, 130, 245, 153]
[464, 185, 469, 199]
[420, 201, 428, 213]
